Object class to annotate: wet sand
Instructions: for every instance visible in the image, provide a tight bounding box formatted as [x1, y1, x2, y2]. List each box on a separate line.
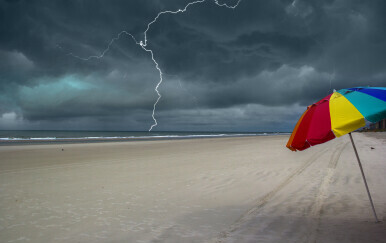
[0, 133, 385, 242]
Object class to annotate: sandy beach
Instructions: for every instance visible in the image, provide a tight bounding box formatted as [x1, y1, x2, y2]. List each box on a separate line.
[0, 133, 385, 243]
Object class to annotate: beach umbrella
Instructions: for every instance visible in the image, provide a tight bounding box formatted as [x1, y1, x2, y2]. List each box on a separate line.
[286, 87, 386, 222]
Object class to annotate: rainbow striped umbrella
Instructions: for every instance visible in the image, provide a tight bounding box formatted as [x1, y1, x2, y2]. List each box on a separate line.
[287, 87, 386, 151]
[286, 86, 386, 222]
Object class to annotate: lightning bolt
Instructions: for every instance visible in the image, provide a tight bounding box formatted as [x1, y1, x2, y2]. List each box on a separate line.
[69, 0, 243, 131]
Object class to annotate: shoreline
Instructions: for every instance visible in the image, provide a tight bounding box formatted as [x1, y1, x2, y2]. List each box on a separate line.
[1, 131, 383, 146]
[0, 133, 288, 146]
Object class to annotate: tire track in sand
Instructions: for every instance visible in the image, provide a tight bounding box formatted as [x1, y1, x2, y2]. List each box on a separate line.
[215, 147, 329, 242]
[308, 141, 349, 243]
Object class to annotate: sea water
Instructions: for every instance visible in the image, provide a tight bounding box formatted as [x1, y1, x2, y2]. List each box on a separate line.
[0, 130, 289, 143]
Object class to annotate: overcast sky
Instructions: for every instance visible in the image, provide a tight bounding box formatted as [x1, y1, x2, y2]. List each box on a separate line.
[0, 0, 385, 132]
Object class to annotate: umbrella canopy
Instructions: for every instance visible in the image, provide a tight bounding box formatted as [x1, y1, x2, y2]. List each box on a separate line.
[287, 87, 386, 151]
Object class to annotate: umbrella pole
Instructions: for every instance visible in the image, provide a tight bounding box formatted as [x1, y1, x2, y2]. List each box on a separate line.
[349, 132, 380, 222]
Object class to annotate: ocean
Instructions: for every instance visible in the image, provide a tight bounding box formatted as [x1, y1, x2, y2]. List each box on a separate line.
[0, 130, 290, 144]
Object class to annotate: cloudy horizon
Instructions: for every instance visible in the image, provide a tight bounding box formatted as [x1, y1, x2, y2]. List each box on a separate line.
[1, 0, 385, 132]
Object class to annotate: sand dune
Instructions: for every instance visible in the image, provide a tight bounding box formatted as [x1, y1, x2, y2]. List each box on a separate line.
[0, 133, 385, 242]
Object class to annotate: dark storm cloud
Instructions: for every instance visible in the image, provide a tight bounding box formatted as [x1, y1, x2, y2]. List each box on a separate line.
[0, 0, 385, 131]
[0, 0, 163, 78]
[147, 0, 386, 108]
